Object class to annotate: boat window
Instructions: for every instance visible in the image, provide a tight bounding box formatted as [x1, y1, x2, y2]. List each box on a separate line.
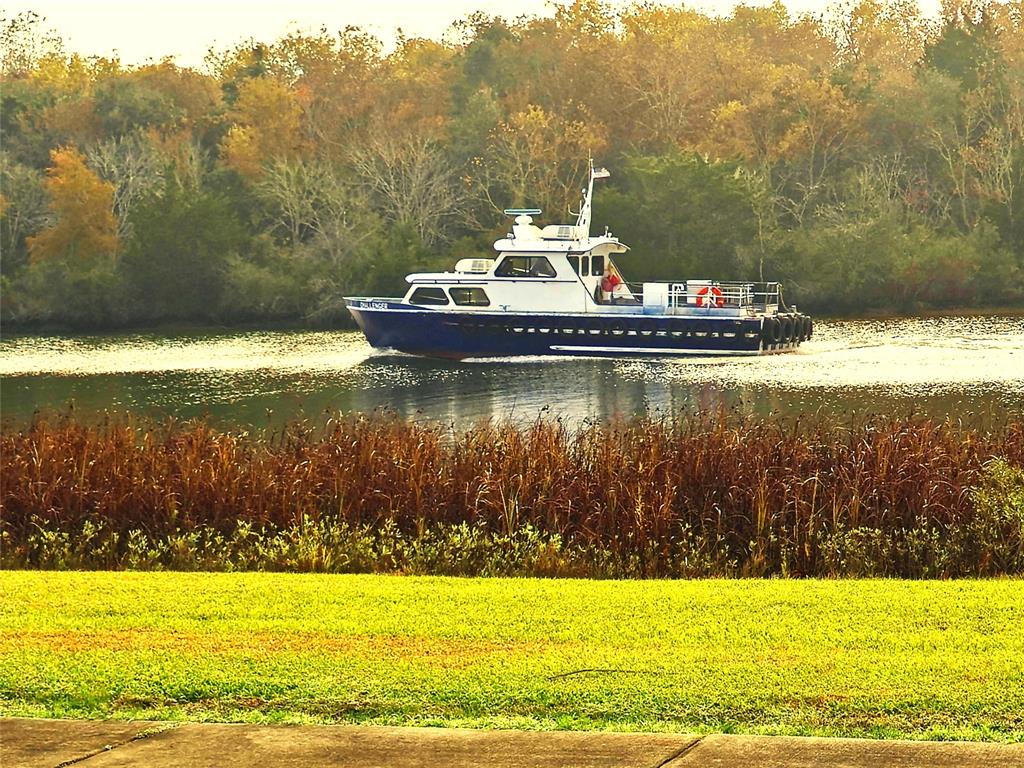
[568, 256, 580, 275]
[409, 287, 450, 305]
[495, 256, 557, 278]
[591, 255, 605, 275]
[450, 287, 490, 306]
[581, 255, 590, 276]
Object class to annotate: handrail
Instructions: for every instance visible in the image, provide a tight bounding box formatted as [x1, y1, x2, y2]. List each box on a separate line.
[624, 281, 783, 312]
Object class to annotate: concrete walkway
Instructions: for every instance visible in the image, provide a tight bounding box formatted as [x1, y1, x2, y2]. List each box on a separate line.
[2, 718, 1022, 768]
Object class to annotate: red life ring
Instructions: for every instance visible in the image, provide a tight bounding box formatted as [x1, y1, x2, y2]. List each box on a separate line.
[696, 285, 725, 308]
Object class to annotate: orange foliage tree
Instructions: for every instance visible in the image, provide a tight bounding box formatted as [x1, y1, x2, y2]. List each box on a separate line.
[27, 147, 118, 263]
[220, 77, 305, 179]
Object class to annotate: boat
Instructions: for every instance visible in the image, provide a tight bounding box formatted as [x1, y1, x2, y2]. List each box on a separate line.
[345, 164, 812, 359]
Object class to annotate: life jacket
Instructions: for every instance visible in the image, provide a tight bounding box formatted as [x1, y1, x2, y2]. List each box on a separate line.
[601, 273, 622, 293]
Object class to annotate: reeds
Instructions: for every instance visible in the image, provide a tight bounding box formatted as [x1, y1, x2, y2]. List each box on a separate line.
[3, 412, 1022, 577]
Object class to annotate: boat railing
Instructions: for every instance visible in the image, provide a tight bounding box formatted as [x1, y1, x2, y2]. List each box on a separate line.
[621, 281, 782, 313]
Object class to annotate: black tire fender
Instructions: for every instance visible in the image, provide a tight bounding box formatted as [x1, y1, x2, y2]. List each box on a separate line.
[780, 315, 795, 343]
[798, 316, 809, 342]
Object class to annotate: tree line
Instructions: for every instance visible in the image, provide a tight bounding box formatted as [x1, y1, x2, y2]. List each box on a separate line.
[1, 1, 1022, 329]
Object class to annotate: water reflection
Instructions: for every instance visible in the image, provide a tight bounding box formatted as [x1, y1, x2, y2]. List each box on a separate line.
[1, 316, 1021, 429]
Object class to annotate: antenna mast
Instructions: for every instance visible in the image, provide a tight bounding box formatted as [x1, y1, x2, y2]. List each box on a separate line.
[576, 160, 609, 238]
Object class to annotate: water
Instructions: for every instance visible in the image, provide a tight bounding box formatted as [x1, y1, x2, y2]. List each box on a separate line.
[2, 316, 1022, 429]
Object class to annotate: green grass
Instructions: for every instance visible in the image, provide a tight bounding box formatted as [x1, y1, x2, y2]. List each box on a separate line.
[1, 572, 1022, 741]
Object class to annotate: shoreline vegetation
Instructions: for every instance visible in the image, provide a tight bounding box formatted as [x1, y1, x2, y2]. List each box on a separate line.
[2, 3, 1023, 331]
[3, 412, 1022, 578]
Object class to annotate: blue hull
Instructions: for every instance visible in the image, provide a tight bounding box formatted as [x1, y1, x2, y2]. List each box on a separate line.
[347, 301, 803, 359]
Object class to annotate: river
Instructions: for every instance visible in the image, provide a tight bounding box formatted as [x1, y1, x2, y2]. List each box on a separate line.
[2, 315, 1022, 429]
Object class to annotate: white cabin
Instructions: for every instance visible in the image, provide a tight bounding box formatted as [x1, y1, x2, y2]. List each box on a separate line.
[400, 165, 780, 318]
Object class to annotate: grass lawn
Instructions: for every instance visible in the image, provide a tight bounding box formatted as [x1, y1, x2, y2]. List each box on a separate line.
[1, 572, 1022, 741]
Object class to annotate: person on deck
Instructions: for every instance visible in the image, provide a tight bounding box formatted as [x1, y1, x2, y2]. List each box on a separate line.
[600, 266, 622, 303]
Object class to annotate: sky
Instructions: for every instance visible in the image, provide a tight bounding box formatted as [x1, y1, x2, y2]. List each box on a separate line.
[8, 0, 945, 68]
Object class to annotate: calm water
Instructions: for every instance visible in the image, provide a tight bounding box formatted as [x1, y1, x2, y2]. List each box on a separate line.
[2, 316, 1022, 429]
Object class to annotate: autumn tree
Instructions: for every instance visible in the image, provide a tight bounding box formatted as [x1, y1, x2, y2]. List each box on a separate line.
[272, 30, 375, 147]
[27, 147, 118, 264]
[481, 104, 607, 218]
[614, 5, 719, 148]
[220, 76, 305, 179]
[130, 61, 221, 135]
[830, 0, 929, 84]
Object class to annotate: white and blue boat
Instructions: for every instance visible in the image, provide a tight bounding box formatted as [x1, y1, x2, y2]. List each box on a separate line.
[346, 165, 811, 359]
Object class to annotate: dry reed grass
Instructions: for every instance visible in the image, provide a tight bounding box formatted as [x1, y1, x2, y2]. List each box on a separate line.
[2, 412, 1022, 576]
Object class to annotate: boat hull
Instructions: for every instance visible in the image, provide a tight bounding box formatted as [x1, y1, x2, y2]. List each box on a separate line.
[347, 301, 806, 359]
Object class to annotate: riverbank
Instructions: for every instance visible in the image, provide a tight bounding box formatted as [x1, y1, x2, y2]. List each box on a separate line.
[3, 413, 1023, 577]
[2, 573, 1022, 741]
